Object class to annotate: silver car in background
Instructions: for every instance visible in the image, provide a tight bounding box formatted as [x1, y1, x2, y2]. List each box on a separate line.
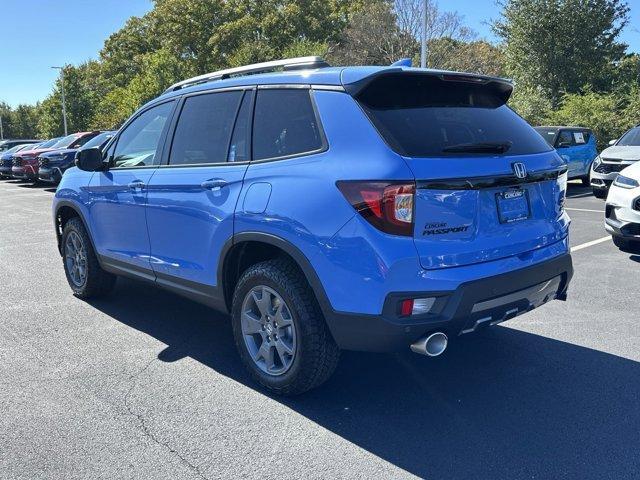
[591, 125, 640, 199]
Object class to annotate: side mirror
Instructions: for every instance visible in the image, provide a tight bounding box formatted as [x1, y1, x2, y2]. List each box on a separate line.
[608, 139, 617, 146]
[75, 147, 105, 172]
[557, 141, 571, 148]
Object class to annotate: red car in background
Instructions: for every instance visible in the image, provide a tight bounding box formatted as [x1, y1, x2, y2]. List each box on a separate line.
[12, 132, 101, 183]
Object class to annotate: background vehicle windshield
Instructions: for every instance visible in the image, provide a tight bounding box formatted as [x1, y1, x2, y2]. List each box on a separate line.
[3, 145, 27, 154]
[37, 138, 62, 149]
[81, 131, 114, 150]
[616, 127, 640, 146]
[358, 75, 552, 157]
[51, 134, 80, 149]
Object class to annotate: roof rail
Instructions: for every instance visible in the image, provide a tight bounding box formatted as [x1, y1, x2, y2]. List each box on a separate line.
[164, 56, 330, 93]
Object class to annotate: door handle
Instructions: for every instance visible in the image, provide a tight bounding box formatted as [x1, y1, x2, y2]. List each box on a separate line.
[128, 180, 146, 190]
[201, 179, 228, 190]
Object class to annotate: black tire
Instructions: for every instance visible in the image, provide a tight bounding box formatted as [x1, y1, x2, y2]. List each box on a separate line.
[613, 236, 640, 253]
[231, 258, 340, 395]
[593, 188, 606, 199]
[61, 217, 116, 298]
[581, 176, 590, 187]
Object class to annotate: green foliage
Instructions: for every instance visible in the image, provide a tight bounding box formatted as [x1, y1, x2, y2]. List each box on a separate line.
[428, 39, 506, 76]
[509, 86, 553, 126]
[0, 102, 40, 139]
[329, 1, 417, 65]
[545, 88, 631, 149]
[494, 0, 630, 104]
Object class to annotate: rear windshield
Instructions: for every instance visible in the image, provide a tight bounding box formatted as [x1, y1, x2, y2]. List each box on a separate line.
[617, 127, 640, 146]
[534, 127, 559, 147]
[357, 75, 552, 157]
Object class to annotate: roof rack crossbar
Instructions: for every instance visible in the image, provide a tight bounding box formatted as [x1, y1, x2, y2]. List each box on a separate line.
[164, 56, 330, 93]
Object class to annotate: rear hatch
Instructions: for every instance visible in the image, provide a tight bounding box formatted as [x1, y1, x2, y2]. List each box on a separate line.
[353, 71, 568, 270]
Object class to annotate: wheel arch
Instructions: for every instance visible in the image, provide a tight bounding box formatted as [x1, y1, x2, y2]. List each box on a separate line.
[54, 201, 96, 256]
[218, 232, 334, 318]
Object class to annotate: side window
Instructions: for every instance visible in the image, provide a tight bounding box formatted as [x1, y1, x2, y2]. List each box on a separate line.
[169, 91, 243, 166]
[557, 130, 573, 146]
[112, 101, 174, 168]
[253, 89, 323, 161]
[572, 130, 586, 144]
[228, 91, 253, 162]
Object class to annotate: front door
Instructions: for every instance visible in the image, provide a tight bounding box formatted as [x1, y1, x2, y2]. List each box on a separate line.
[87, 100, 175, 273]
[145, 89, 253, 290]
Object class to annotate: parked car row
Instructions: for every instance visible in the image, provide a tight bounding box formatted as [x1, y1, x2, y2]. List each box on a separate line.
[533, 123, 640, 201]
[0, 131, 114, 184]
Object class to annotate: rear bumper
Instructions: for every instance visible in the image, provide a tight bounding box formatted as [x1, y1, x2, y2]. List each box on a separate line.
[324, 253, 573, 352]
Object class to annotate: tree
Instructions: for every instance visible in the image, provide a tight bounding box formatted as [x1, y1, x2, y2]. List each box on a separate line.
[508, 85, 553, 126]
[428, 39, 506, 76]
[546, 88, 626, 149]
[493, 0, 630, 104]
[394, 0, 474, 67]
[329, 1, 417, 65]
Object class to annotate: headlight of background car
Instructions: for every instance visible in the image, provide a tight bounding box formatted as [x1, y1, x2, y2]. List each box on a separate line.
[613, 175, 639, 189]
[556, 171, 568, 217]
[592, 155, 602, 169]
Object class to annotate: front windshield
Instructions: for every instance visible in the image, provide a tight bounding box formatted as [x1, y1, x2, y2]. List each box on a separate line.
[38, 138, 62, 149]
[617, 127, 640, 146]
[51, 134, 80, 149]
[4, 145, 26, 154]
[81, 132, 114, 150]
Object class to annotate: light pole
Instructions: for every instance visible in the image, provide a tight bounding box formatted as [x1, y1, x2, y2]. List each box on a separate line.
[420, 0, 427, 68]
[51, 66, 68, 136]
[0, 114, 3, 140]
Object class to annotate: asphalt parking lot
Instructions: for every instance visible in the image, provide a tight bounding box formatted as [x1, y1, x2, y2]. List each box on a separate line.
[0, 179, 638, 480]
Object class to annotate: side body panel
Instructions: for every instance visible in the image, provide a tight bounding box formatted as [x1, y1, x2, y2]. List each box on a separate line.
[235, 89, 418, 315]
[86, 169, 157, 271]
[145, 164, 248, 286]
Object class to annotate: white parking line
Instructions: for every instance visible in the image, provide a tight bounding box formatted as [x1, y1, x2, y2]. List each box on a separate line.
[566, 208, 605, 213]
[571, 236, 611, 252]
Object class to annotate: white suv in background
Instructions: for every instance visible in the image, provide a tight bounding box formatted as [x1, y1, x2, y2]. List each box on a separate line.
[605, 161, 640, 252]
[591, 125, 640, 199]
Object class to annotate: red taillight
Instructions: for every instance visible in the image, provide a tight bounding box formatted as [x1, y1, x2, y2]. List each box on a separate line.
[400, 299, 414, 317]
[337, 181, 415, 236]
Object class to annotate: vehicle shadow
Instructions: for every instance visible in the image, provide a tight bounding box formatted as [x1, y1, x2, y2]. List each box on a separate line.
[566, 182, 594, 199]
[88, 278, 639, 479]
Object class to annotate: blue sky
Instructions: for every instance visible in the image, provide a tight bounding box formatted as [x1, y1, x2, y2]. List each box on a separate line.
[0, 0, 639, 107]
[0, 0, 152, 107]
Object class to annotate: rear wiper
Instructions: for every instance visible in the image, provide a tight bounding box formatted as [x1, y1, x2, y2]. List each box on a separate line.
[442, 141, 513, 154]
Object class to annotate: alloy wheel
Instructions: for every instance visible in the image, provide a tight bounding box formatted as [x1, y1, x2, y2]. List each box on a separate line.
[240, 285, 297, 376]
[65, 231, 87, 287]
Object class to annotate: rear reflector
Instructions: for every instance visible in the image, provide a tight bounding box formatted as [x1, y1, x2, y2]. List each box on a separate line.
[399, 297, 436, 317]
[337, 181, 415, 236]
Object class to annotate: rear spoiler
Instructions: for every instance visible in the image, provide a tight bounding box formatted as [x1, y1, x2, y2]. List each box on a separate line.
[343, 69, 515, 104]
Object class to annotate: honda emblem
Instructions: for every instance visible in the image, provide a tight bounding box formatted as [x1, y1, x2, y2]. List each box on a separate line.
[513, 162, 527, 179]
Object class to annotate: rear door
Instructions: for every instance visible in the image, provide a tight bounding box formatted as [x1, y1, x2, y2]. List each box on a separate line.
[355, 73, 568, 270]
[145, 88, 252, 289]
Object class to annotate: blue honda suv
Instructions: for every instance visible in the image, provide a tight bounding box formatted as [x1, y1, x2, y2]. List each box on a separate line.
[53, 57, 573, 394]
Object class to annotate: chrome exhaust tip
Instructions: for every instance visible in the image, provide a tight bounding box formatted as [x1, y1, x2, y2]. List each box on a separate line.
[410, 332, 448, 357]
